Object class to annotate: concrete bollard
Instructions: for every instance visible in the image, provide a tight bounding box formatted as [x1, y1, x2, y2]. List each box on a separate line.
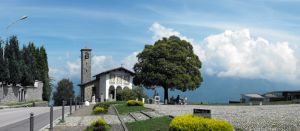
[70, 98, 72, 115]
[142, 98, 145, 103]
[30, 113, 34, 131]
[62, 100, 65, 122]
[50, 106, 53, 131]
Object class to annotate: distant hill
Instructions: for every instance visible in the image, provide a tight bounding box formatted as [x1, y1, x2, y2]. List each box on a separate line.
[145, 73, 299, 103]
[65, 73, 299, 103]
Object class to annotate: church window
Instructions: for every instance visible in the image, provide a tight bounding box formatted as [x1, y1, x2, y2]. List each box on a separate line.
[124, 76, 130, 85]
[85, 52, 89, 59]
[117, 75, 122, 84]
[110, 74, 115, 84]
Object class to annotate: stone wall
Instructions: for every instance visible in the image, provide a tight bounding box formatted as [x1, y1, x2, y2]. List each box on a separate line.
[0, 81, 43, 103]
[84, 84, 94, 102]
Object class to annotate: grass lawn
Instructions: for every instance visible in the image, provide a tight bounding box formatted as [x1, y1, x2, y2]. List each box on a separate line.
[126, 116, 172, 131]
[114, 103, 151, 115]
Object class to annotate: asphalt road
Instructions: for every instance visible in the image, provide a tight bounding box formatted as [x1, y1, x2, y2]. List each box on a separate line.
[0, 106, 75, 131]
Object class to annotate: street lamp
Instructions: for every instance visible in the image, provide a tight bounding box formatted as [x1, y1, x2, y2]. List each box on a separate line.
[2, 15, 28, 59]
[6, 15, 28, 30]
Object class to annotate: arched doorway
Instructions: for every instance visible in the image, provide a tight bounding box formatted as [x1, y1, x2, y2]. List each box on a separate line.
[116, 86, 122, 101]
[123, 86, 129, 90]
[109, 86, 115, 101]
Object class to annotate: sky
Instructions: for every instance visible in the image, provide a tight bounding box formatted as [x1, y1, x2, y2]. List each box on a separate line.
[1, 0, 300, 102]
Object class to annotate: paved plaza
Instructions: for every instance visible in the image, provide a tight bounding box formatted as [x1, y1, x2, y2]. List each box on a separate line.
[145, 104, 300, 130]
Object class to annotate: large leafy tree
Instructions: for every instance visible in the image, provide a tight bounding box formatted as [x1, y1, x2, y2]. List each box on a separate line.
[53, 79, 74, 106]
[133, 36, 203, 102]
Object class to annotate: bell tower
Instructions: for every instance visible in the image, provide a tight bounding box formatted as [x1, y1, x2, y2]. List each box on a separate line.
[81, 48, 92, 84]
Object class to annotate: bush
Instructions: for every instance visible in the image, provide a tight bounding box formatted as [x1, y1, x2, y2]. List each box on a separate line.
[116, 86, 148, 101]
[127, 100, 144, 106]
[169, 114, 233, 131]
[85, 118, 111, 131]
[93, 106, 106, 114]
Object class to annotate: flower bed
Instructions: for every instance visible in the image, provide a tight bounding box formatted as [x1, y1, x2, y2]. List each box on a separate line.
[127, 100, 144, 106]
[169, 114, 233, 131]
[85, 118, 111, 131]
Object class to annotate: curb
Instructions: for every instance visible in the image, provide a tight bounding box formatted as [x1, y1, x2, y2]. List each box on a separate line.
[128, 112, 138, 121]
[112, 105, 128, 131]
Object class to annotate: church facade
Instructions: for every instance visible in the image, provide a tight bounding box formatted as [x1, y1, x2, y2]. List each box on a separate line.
[79, 48, 134, 102]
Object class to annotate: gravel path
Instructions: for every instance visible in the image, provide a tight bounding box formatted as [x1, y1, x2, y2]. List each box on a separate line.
[145, 104, 300, 130]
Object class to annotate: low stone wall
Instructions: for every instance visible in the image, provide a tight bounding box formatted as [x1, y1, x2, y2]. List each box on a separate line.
[0, 81, 43, 103]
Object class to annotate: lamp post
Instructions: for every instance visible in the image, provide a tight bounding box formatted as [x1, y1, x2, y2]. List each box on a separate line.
[6, 15, 28, 30]
[3, 15, 28, 59]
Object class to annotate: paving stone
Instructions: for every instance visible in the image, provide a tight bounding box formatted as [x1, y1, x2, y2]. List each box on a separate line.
[120, 114, 135, 123]
[142, 111, 164, 118]
[130, 112, 149, 121]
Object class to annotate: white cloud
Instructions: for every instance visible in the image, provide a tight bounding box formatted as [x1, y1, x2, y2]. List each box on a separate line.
[202, 29, 298, 82]
[149, 22, 299, 83]
[91, 55, 115, 75]
[67, 60, 81, 75]
[121, 51, 139, 71]
[149, 22, 191, 42]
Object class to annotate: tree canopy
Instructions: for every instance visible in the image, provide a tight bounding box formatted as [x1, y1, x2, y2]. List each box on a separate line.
[133, 36, 203, 102]
[0, 36, 51, 101]
[53, 78, 74, 106]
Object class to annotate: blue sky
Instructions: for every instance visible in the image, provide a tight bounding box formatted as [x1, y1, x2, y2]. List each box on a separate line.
[1, 0, 300, 102]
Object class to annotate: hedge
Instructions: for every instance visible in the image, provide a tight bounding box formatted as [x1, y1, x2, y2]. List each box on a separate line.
[127, 100, 144, 106]
[169, 114, 233, 131]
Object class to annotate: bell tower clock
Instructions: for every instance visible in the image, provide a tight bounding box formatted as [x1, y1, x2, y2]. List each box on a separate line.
[81, 48, 92, 84]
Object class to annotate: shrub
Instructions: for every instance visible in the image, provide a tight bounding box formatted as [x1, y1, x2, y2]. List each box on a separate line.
[169, 114, 233, 131]
[116, 86, 148, 101]
[93, 106, 106, 114]
[85, 118, 111, 131]
[127, 100, 144, 106]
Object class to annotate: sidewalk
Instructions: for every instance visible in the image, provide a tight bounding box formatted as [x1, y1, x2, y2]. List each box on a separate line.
[48, 105, 123, 131]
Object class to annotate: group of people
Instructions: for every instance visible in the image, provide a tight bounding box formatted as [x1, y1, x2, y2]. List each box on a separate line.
[150, 90, 187, 105]
[170, 95, 187, 105]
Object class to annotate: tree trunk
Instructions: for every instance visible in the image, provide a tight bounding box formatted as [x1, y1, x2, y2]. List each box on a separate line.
[164, 87, 168, 104]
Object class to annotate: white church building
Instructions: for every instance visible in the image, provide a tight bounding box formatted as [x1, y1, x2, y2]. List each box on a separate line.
[79, 48, 134, 102]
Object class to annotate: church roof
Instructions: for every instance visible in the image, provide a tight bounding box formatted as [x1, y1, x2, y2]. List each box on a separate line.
[80, 48, 92, 51]
[93, 67, 134, 78]
[78, 79, 96, 86]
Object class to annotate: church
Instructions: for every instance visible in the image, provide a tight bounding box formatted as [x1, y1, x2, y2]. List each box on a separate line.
[79, 48, 134, 102]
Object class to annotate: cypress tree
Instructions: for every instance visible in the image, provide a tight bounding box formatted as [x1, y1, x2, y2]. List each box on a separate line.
[40, 46, 51, 101]
[6, 36, 22, 85]
[0, 40, 4, 83]
[27, 43, 39, 80]
[20, 45, 34, 86]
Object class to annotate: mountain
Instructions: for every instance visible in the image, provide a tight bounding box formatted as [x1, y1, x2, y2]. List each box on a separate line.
[59, 73, 299, 103]
[145, 74, 299, 103]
